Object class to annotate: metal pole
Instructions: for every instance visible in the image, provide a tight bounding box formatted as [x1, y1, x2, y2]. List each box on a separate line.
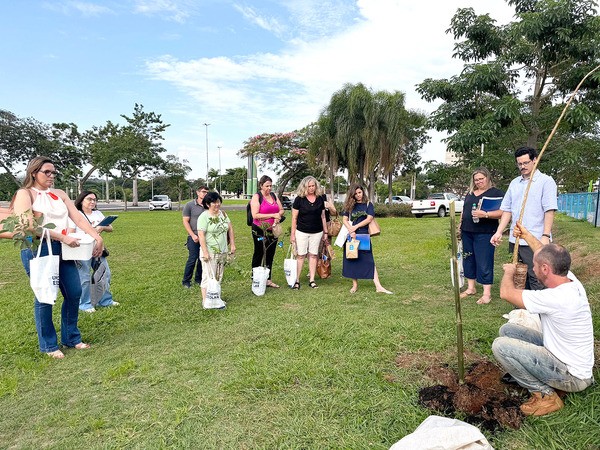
[203, 123, 210, 188]
[217, 146, 222, 193]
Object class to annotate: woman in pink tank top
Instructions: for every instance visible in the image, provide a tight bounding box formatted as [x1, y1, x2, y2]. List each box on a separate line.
[250, 175, 284, 288]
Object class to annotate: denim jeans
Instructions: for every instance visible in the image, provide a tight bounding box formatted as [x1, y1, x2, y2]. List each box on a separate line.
[21, 240, 83, 352]
[461, 231, 495, 284]
[492, 323, 594, 394]
[76, 257, 114, 311]
[183, 236, 202, 285]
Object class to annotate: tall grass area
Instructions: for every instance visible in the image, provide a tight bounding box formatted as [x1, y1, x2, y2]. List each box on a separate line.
[0, 212, 597, 448]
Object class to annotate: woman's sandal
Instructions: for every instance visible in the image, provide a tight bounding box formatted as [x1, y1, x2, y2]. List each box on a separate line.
[267, 281, 280, 288]
[46, 349, 65, 359]
[476, 296, 492, 305]
[292, 282, 300, 290]
[459, 290, 476, 299]
[309, 281, 318, 289]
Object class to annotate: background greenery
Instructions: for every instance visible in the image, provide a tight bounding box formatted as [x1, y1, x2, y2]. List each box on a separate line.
[0, 211, 597, 448]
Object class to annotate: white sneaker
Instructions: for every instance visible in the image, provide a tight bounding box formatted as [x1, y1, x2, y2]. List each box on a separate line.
[110, 302, 120, 306]
[82, 308, 96, 313]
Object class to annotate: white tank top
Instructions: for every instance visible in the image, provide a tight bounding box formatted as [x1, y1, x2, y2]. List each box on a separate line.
[30, 188, 69, 233]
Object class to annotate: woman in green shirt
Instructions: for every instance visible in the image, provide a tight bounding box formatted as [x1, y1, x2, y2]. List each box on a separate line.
[197, 192, 236, 304]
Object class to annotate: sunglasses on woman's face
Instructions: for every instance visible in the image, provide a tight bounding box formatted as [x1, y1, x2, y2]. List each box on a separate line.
[39, 170, 59, 177]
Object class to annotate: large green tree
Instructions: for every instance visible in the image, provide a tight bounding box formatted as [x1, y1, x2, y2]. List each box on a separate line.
[94, 104, 170, 207]
[0, 110, 83, 193]
[417, 0, 600, 188]
[220, 167, 246, 196]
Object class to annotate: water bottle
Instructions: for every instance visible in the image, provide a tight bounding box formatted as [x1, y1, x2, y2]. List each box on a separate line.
[472, 203, 479, 223]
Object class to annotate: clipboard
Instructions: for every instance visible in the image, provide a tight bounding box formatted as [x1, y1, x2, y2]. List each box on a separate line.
[479, 197, 503, 211]
[97, 215, 118, 227]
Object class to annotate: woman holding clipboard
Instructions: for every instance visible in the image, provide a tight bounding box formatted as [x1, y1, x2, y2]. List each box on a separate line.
[458, 168, 504, 304]
[69, 190, 119, 312]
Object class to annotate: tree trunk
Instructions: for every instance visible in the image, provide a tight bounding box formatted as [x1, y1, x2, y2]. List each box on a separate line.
[122, 185, 128, 211]
[132, 175, 138, 206]
[387, 172, 393, 203]
[329, 165, 335, 199]
[105, 174, 110, 203]
[79, 165, 98, 193]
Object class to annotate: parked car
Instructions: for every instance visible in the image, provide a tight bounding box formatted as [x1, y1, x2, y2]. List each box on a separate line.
[411, 193, 463, 218]
[149, 195, 172, 210]
[281, 195, 292, 210]
[384, 195, 412, 205]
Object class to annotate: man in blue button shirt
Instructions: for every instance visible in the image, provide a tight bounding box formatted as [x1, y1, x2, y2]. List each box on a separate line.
[490, 147, 557, 289]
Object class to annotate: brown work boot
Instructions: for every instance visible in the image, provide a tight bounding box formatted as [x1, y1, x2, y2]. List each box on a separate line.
[520, 391, 564, 416]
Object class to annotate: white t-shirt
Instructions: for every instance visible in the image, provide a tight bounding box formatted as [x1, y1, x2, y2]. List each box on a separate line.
[68, 210, 105, 232]
[523, 272, 594, 380]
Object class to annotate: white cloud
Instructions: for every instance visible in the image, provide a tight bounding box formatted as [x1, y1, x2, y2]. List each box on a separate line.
[132, 0, 192, 23]
[146, 0, 516, 172]
[42, 1, 114, 16]
[233, 4, 286, 36]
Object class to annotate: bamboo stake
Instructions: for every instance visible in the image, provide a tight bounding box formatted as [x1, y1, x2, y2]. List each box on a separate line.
[449, 201, 465, 383]
[512, 63, 600, 263]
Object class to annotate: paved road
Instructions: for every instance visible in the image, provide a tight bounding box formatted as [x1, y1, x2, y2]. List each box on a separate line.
[1, 200, 247, 211]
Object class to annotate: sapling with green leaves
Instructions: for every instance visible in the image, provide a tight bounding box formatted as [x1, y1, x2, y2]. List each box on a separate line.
[0, 210, 56, 251]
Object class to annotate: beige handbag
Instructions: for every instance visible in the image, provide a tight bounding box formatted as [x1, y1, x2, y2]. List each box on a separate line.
[271, 222, 283, 238]
[368, 218, 381, 236]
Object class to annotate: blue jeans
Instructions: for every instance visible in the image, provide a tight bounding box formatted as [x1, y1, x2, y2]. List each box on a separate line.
[183, 236, 202, 285]
[461, 231, 495, 285]
[21, 240, 83, 353]
[492, 323, 594, 394]
[76, 257, 114, 311]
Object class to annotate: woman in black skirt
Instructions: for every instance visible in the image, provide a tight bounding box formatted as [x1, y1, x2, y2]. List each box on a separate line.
[342, 184, 392, 294]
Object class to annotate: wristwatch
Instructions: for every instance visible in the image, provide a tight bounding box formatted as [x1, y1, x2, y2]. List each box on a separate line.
[485, 212, 489, 219]
[542, 233, 551, 238]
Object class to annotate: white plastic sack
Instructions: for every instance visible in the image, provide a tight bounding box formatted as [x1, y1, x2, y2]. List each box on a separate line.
[252, 266, 270, 296]
[29, 228, 60, 305]
[503, 309, 542, 332]
[334, 223, 349, 248]
[204, 277, 226, 309]
[390, 415, 493, 450]
[451, 240, 465, 289]
[283, 244, 297, 288]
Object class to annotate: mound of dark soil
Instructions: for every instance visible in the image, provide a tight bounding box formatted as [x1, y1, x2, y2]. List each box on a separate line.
[419, 360, 527, 431]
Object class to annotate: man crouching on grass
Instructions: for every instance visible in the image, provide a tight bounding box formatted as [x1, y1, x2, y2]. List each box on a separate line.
[492, 223, 594, 416]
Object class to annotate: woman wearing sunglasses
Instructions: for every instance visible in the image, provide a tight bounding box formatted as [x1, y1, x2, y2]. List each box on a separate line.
[12, 156, 104, 359]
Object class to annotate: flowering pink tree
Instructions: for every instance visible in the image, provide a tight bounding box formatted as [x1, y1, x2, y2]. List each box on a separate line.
[238, 128, 315, 194]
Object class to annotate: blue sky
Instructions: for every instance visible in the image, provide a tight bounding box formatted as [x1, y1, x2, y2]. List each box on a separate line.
[1, 0, 515, 180]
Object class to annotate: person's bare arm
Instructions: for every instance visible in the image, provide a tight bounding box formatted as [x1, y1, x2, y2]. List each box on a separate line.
[540, 210, 555, 245]
[513, 222, 543, 252]
[491, 211, 512, 246]
[499, 263, 525, 309]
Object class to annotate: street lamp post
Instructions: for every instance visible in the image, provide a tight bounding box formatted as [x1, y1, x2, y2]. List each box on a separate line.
[217, 146, 222, 193]
[203, 123, 210, 188]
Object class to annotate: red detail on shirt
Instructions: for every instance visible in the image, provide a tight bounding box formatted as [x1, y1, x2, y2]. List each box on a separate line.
[47, 192, 59, 200]
[61, 229, 67, 235]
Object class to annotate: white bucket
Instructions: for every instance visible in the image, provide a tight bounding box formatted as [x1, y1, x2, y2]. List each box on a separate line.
[61, 233, 96, 260]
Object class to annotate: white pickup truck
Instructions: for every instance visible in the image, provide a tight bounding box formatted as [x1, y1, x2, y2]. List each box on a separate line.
[411, 193, 464, 218]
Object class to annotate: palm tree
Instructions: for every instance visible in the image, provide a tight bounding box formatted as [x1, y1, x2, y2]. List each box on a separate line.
[314, 83, 427, 202]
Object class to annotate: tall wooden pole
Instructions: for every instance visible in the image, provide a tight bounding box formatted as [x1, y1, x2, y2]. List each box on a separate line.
[449, 201, 465, 383]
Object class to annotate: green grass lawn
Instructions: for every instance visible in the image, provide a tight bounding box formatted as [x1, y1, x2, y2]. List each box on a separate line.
[0, 212, 598, 448]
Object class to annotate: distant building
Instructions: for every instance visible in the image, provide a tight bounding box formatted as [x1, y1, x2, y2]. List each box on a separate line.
[445, 149, 459, 164]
